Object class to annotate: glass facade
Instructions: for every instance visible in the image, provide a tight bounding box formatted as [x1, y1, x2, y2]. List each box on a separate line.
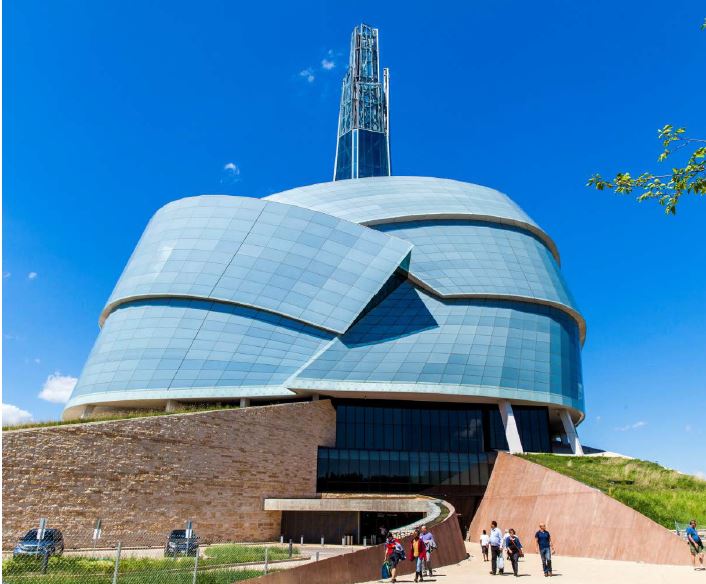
[268, 177, 545, 244]
[70, 298, 333, 402]
[105, 196, 411, 334]
[293, 282, 584, 413]
[374, 220, 577, 311]
[334, 24, 390, 181]
[316, 401, 549, 492]
[66, 176, 586, 436]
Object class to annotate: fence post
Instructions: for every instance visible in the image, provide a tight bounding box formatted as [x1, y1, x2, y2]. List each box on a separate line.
[300, 535, 304, 545]
[112, 541, 122, 584]
[40, 550, 49, 574]
[192, 549, 199, 584]
[363, 536, 367, 546]
[264, 546, 269, 575]
[316, 551, 320, 562]
[288, 539, 293, 558]
[320, 536, 324, 546]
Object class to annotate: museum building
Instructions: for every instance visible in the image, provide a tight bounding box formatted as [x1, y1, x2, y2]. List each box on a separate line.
[63, 24, 587, 526]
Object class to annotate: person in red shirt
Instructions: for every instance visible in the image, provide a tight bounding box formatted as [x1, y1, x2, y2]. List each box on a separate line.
[409, 529, 428, 582]
[384, 532, 403, 583]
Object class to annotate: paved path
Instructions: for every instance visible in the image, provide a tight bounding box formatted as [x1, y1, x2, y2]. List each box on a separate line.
[362, 543, 705, 583]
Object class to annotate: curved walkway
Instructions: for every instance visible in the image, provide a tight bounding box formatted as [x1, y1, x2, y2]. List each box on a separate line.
[361, 543, 704, 584]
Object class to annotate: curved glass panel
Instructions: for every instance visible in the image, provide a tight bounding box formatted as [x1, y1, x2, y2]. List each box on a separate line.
[105, 196, 412, 334]
[267, 176, 540, 230]
[292, 282, 584, 412]
[375, 220, 578, 311]
[67, 298, 333, 407]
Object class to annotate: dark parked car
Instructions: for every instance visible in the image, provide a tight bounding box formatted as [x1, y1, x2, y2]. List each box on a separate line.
[164, 529, 199, 557]
[13, 528, 65, 558]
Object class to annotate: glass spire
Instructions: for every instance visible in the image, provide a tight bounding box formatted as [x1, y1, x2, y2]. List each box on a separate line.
[333, 24, 391, 181]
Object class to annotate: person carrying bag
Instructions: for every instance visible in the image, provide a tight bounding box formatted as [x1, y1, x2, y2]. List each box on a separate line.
[505, 529, 523, 577]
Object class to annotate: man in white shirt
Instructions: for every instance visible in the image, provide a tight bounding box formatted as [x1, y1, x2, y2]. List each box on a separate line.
[489, 520, 503, 575]
[480, 529, 490, 561]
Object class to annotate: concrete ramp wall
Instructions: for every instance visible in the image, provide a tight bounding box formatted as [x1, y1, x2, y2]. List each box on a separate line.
[250, 501, 467, 584]
[468, 453, 690, 565]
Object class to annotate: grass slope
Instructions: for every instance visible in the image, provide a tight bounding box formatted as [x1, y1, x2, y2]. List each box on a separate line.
[520, 454, 706, 529]
[2, 404, 240, 432]
[2, 544, 297, 583]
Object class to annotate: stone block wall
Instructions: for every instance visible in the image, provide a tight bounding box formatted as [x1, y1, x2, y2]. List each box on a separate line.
[2, 400, 336, 548]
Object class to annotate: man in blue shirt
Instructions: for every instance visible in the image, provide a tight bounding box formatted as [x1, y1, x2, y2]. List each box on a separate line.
[534, 523, 554, 577]
[488, 520, 503, 575]
[686, 519, 704, 570]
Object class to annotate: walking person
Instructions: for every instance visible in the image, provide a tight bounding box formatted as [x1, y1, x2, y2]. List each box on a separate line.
[504, 529, 523, 577]
[383, 532, 404, 583]
[420, 525, 437, 577]
[410, 529, 428, 582]
[686, 519, 705, 570]
[535, 523, 555, 577]
[489, 520, 503, 575]
[480, 529, 490, 561]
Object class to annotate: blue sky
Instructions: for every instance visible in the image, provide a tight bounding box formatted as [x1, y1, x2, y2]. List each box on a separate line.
[4, 1, 705, 476]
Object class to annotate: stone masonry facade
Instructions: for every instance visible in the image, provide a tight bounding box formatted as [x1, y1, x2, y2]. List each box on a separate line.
[2, 400, 336, 548]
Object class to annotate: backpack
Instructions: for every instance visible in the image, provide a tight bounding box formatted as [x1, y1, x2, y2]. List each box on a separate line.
[394, 541, 406, 560]
[381, 561, 392, 579]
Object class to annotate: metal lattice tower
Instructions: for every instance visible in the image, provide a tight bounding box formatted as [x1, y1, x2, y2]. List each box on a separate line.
[333, 24, 391, 181]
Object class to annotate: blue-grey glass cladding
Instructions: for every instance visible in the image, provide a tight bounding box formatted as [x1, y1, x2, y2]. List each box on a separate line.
[357, 130, 389, 178]
[292, 282, 584, 412]
[67, 298, 333, 407]
[266, 177, 550, 246]
[335, 133, 353, 180]
[104, 196, 412, 334]
[374, 220, 578, 311]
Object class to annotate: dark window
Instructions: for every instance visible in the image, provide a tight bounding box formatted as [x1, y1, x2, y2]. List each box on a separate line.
[514, 406, 551, 453]
[317, 400, 509, 492]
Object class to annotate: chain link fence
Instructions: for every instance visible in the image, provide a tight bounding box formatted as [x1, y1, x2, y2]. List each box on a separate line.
[2, 520, 304, 583]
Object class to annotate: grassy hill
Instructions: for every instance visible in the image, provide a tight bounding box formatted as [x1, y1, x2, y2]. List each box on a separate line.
[2, 404, 239, 431]
[520, 454, 706, 529]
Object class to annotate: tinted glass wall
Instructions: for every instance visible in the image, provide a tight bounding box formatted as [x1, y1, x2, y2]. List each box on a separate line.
[316, 401, 547, 493]
[514, 406, 551, 453]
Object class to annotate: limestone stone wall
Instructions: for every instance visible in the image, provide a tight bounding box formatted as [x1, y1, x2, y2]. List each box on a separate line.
[468, 452, 691, 565]
[2, 400, 336, 548]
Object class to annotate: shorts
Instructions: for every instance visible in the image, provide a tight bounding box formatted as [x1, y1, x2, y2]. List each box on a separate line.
[690, 541, 704, 556]
[482, 545, 489, 554]
[387, 553, 401, 567]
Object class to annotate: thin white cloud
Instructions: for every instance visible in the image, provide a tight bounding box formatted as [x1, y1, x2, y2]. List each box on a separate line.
[28, 272, 38, 280]
[38, 372, 77, 404]
[2, 403, 33, 426]
[321, 58, 335, 70]
[299, 68, 315, 83]
[34, 358, 41, 364]
[615, 420, 647, 432]
[3, 272, 10, 279]
[695, 471, 706, 481]
[223, 162, 240, 175]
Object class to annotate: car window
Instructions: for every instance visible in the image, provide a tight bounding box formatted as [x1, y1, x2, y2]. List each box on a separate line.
[21, 529, 59, 541]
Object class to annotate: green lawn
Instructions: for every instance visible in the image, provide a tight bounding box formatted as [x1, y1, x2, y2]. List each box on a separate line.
[2, 544, 297, 583]
[520, 454, 706, 528]
[2, 404, 239, 431]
